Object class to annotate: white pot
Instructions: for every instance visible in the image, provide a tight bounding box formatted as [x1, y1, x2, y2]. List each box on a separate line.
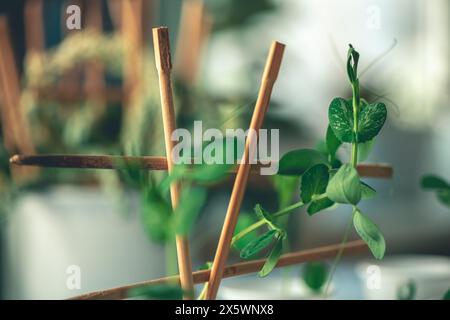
[3, 185, 165, 299]
[356, 255, 450, 300]
[218, 274, 333, 300]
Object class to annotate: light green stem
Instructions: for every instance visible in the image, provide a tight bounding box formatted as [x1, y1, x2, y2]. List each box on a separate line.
[231, 200, 305, 245]
[351, 81, 360, 168]
[322, 212, 354, 298]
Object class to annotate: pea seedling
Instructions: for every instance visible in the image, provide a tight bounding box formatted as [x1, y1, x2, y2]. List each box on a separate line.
[232, 45, 388, 278]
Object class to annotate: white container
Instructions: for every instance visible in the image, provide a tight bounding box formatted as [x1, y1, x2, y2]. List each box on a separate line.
[356, 255, 450, 300]
[219, 274, 333, 300]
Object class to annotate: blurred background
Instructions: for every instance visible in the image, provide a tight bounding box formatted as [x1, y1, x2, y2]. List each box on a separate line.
[0, 0, 449, 299]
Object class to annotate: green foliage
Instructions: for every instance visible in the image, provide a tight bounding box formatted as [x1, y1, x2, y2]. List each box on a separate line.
[302, 262, 329, 293]
[141, 187, 173, 243]
[174, 187, 207, 235]
[301, 164, 335, 215]
[254, 204, 283, 232]
[328, 98, 354, 143]
[233, 213, 260, 251]
[326, 164, 362, 205]
[358, 102, 387, 143]
[353, 208, 385, 259]
[240, 229, 278, 259]
[278, 149, 328, 175]
[258, 232, 284, 277]
[328, 98, 387, 144]
[361, 181, 377, 199]
[421, 175, 450, 208]
[235, 44, 388, 269]
[443, 288, 450, 300]
[396, 280, 416, 300]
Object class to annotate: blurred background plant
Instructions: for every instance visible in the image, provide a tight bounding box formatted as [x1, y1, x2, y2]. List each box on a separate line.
[0, 0, 449, 300]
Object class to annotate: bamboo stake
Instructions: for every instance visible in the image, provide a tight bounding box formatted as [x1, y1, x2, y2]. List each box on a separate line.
[9, 154, 393, 179]
[174, 0, 210, 84]
[205, 42, 285, 300]
[69, 240, 367, 300]
[0, 17, 35, 155]
[153, 27, 194, 299]
[24, 0, 44, 54]
[84, 0, 106, 109]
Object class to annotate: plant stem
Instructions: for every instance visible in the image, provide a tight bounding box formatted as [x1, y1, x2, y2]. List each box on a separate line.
[324, 77, 360, 298]
[322, 213, 354, 298]
[231, 200, 306, 245]
[351, 81, 360, 168]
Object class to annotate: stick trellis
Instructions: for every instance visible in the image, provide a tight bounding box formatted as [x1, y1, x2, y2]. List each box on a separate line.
[7, 22, 394, 299]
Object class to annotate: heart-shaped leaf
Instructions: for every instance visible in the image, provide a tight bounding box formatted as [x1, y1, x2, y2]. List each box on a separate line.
[326, 164, 361, 205]
[307, 197, 335, 215]
[421, 175, 450, 190]
[302, 262, 329, 292]
[326, 125, 342, 157]
[301, 164, 330, 203]
[278, 149, 328, 176]
[328, 98, 353, 143]
[358, 102, 387, 142]
[240, 229, 277, 259]
[353, 208, 385, 259]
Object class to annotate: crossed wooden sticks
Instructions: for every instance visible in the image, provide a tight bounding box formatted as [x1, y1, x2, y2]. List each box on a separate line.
[10, 27, 393, 300]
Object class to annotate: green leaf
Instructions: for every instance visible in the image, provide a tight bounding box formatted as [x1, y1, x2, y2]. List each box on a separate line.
[254, 204, 283, 232]
[115, 158, 146, 188]
[326, 164, 361, 205]
[443, 288, 450, 300]
[128, 284, 183, 300]
[358, 102, 387, 142]
[233, 213, 260, 251]
[301, 164, 329, 203]
[328, 98, 353, 143]
[361, 181, 377, 199]
[174, 187, 207, 235]
[353, 208, 385, 259]
[302, 262, 329, 292]
[347, 44, 360, 83]
[198, 261, 213, 271]
[278, 149, 328, 176]
[329, 99, 387, 144]
[421, 175, 450, 190]
[396, 279, 416, 300]
[358, 139, 376, 162]
[307, 197, 335, 215]
[141, 188, 173, 242]
[271, 174, 299, 208]
[240, 229, 277, 259]
[437, 189, 450, 207]
[326, 125, 342, 157]
[188, 163, 232, 183]
[258, 233, 284, 277]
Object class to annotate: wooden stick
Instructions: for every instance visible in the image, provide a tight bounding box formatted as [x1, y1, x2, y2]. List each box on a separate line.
[69, 239, 367, 300]
[205, 42, 286, 300]
[9, 154, 393, 179]
[153, 27, 195, 299]
[0, 17, 35, 155]
[24, 0, 44, 54]
[174, 0, 209, 84]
